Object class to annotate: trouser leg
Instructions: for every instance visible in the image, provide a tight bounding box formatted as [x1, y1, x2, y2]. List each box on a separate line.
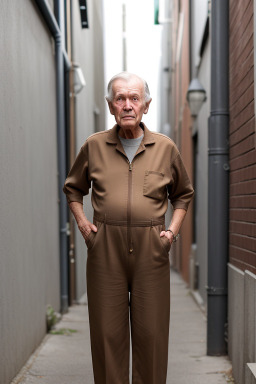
[86, 222, 130, 384]
[129, 225, 171, 384]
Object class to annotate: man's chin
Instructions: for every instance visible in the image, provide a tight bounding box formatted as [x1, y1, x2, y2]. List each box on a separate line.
[119, 121, 137, 130]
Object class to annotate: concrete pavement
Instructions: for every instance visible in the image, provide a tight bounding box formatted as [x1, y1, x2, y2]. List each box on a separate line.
[167, 271, 233, 384]
[12, 270, 233, 384]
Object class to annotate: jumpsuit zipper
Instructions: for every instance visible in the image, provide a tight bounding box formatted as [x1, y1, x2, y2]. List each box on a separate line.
[128, 161, 133, 253]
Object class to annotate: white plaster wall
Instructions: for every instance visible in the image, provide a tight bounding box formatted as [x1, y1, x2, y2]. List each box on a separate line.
[228, 264, 245, 384]
[195, 37, 210, 305]
[229, 267, 256, 384]
[71, 0, 105, 300]
[244, 271, 256, 366]
[191, 0, 209, 75]
[0, 1, 60, 382]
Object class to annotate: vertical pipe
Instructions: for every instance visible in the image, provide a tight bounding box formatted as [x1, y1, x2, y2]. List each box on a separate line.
[55, 0, 69, 313]
[207, 0, 229, 355]
[34, 0, 70, 314]
[67, 0, 77, 304]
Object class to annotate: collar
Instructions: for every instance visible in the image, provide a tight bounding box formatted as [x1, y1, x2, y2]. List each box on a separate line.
[106, 122, 155, 146]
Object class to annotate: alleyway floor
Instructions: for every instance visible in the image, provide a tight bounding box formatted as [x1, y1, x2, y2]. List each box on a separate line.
[12, 270, 233, 384]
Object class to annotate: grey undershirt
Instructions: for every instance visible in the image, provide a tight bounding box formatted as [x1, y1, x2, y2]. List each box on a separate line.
[119, 134, 144, 164]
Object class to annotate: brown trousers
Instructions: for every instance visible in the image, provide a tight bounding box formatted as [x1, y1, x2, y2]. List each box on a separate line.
[86, 217, 171, 384]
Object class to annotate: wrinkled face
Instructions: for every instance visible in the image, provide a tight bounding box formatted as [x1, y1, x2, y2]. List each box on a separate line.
[107, 78, 151, 131]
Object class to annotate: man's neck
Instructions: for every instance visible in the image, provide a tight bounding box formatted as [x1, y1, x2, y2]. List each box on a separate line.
[118, 125, 144, 139]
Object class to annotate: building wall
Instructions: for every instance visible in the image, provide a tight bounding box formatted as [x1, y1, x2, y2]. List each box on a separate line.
[229, 0, 256, 383]
[194, 37, 210, 305]
[159, 0, 172, 137]
[189, 1, 210, 304]
[93, 0, 106, 133]
[190, 0, 208, 77]
[71, 0, 105, 300]
[228, 264, 256, 384]
[0, 1, 60, 383]
[229, 0, 255, 273]
[228, 264, 245, 384]
[179, 0, 194, 284]
[170, 0, 194, 283]
[47, 0, 54, 11]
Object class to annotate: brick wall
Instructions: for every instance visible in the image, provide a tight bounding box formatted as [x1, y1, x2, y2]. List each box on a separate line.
[229, 0, 256, 273]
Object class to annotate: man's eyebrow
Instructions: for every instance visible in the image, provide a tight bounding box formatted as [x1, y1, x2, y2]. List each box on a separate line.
[118, 92, 140, 97]
[114, 92, 125, 98]
[114, 92, 141, 99]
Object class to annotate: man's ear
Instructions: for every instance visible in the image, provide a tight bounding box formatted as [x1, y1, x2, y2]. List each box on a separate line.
[143, 99, 152, 114]
[107, 100, 115, 115]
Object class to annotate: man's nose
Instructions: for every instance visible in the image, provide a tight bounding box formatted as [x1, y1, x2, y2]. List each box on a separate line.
[123, 99, 132, 110]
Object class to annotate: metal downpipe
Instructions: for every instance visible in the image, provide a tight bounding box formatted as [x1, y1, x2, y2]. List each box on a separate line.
[54, 0, 69, 314]
[207, 0, 229, 355]
[34, 0, 71, 313]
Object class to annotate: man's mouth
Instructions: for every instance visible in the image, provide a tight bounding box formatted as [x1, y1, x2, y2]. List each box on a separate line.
[122, 116, 135, 119]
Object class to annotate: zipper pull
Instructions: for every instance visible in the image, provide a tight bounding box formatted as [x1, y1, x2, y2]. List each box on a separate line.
[129, 162, 132, 171]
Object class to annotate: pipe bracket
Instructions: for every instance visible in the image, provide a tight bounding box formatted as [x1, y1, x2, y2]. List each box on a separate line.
[206, 286, 228, 296]
[208, 148, 229, 155]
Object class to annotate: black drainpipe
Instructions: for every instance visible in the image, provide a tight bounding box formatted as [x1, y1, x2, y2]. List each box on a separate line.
[207, 0, 229, 355]
[34, 0, 71, 313]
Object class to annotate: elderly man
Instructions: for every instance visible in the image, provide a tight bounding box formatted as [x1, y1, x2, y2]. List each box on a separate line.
[63, 72, 194, 384]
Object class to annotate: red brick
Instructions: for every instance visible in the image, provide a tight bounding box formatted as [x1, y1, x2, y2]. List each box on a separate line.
[229, 260, 256, 274]
[224, 0, 255, 273]
[230, 149, 256, 171]
[230, 33, 253, 67]
[230, 233, 256, 252]
[230, 245, 256, 265]
[230, 66, 254, 106]
[230, 50, 254, 95]
[230, 208, 256, 223]
[230, 180, 256, 196]
[230, 195, 256, 209]
[230, 22, 253, 73]
[230, 164, 256, 184]
[229, 258, 256, 272]
[229, 246, 256, 270]
[230, 221, 256, 237]
[229, 134, 255, 159]
[229, 118, 255, 146]
[229, 100, 255, 134]
[230, 40, 254, 76]
[230, 83, 254, 121]
[230, 0, 252, 33]
[230, 9, 253, 53]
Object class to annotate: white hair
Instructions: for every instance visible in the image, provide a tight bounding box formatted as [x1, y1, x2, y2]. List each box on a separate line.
[106, 72, 151, 103]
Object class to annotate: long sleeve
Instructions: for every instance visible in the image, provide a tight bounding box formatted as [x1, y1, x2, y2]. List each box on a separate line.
[168, 152, 194, 211]
[63, 141, 91, 204]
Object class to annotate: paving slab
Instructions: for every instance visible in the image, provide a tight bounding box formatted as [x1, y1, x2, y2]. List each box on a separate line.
[12, 270, 233, 384]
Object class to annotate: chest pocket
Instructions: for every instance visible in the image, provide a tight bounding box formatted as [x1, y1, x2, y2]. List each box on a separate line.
[143, 170, 167, 200]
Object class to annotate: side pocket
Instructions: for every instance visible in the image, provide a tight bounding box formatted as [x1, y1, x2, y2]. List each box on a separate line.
[85, 231, 96, 249]
[143, 171, 166, 200]
[160, 235, 171, 255]
[153, 226, 171, 255]
[86, 222, 102, 250]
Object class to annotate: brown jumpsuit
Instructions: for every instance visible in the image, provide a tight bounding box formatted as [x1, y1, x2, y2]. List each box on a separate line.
[63, 123, 194, 384]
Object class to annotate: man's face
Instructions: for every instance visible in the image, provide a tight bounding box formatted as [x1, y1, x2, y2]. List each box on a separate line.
[107, 77, 151, 131]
